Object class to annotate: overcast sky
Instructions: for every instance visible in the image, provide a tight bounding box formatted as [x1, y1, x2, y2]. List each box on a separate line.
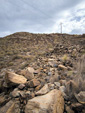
[0, 0, 85, 37]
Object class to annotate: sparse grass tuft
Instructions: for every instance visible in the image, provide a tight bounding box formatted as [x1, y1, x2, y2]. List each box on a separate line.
[62, 54, 69, 61]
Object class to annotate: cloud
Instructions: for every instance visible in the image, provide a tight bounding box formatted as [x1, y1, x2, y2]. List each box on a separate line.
[0, 0, 85, 37]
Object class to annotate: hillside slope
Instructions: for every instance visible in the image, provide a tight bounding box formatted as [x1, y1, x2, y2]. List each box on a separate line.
[0, 32, 85, 70]
[0, 32, 85, 113]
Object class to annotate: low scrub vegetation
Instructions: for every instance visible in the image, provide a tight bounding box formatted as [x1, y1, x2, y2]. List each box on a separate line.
[65, 55, 85, 99]
[74, 55, 85, 92]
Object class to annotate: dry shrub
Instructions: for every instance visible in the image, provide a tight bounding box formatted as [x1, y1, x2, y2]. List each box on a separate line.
[65, 55, 85, 98]
[65, 80, 78, 99]
[74, 54, 85, 92]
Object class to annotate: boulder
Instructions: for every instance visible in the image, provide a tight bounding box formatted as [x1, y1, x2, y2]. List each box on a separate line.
[35, 84, 42, 91]
[30, 79, 40, 87]
[59, 80, 66, 86]
[19, 68, 34, 80]
[0, 95, 7, 106]
[71, 103, 83, 112]
[59, 86, 66, 93]
[5, 71, 27, 86]
[59, 86, 66, 97]
[11, 88, 25, 98]
[48, 83, 55, 90]
[25, 89, 64, 113]
[54, 82, 60, 88]
[18, 84, 25, 90]
[27, 67, 35, 74]
[25, 91, 31, 96]
[35, 84, 49, 95]
[0, 100, 20, 113]
[25, 91, 35, 99]
[74, 91, 85, 104]
[30, 92, 35, 98]
[82, 109, 85, 113]
[66, 106, 74, 113]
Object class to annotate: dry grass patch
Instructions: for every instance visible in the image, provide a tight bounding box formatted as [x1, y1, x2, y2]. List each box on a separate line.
[65, 55, 85, 99]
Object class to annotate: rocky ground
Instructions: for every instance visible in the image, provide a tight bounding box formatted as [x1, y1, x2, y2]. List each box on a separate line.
[0, 32, 85, 113]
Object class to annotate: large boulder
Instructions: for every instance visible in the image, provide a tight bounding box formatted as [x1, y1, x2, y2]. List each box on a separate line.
[5, 71, 27, 86]
[25, 89, 64, 113]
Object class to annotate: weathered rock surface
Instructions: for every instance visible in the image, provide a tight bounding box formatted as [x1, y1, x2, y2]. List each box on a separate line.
[35, 84, 49, 95]
[11, 88, 25, 98]
[5, 71, 27, 85]
[0, 95, 9, 106]
[25, 89, 64, 113]
[0, 100, 20, 113]
[59, 86, 66, 94]
[30, 79, 40, 87]
[18, 84, 25, 90]
[74, 91, 85, 104]
[66, 106, 74, 113]
[19, 68, 34, 80]
[27, 67, 35, 74]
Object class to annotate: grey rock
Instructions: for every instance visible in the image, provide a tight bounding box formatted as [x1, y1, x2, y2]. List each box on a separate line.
[48, 72, 52, 76]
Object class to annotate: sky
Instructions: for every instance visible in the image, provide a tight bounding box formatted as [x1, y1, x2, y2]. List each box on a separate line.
[0, 0, 85, 37]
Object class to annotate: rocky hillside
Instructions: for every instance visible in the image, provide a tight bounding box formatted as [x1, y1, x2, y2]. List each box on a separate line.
[0, 32, 85, 113]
